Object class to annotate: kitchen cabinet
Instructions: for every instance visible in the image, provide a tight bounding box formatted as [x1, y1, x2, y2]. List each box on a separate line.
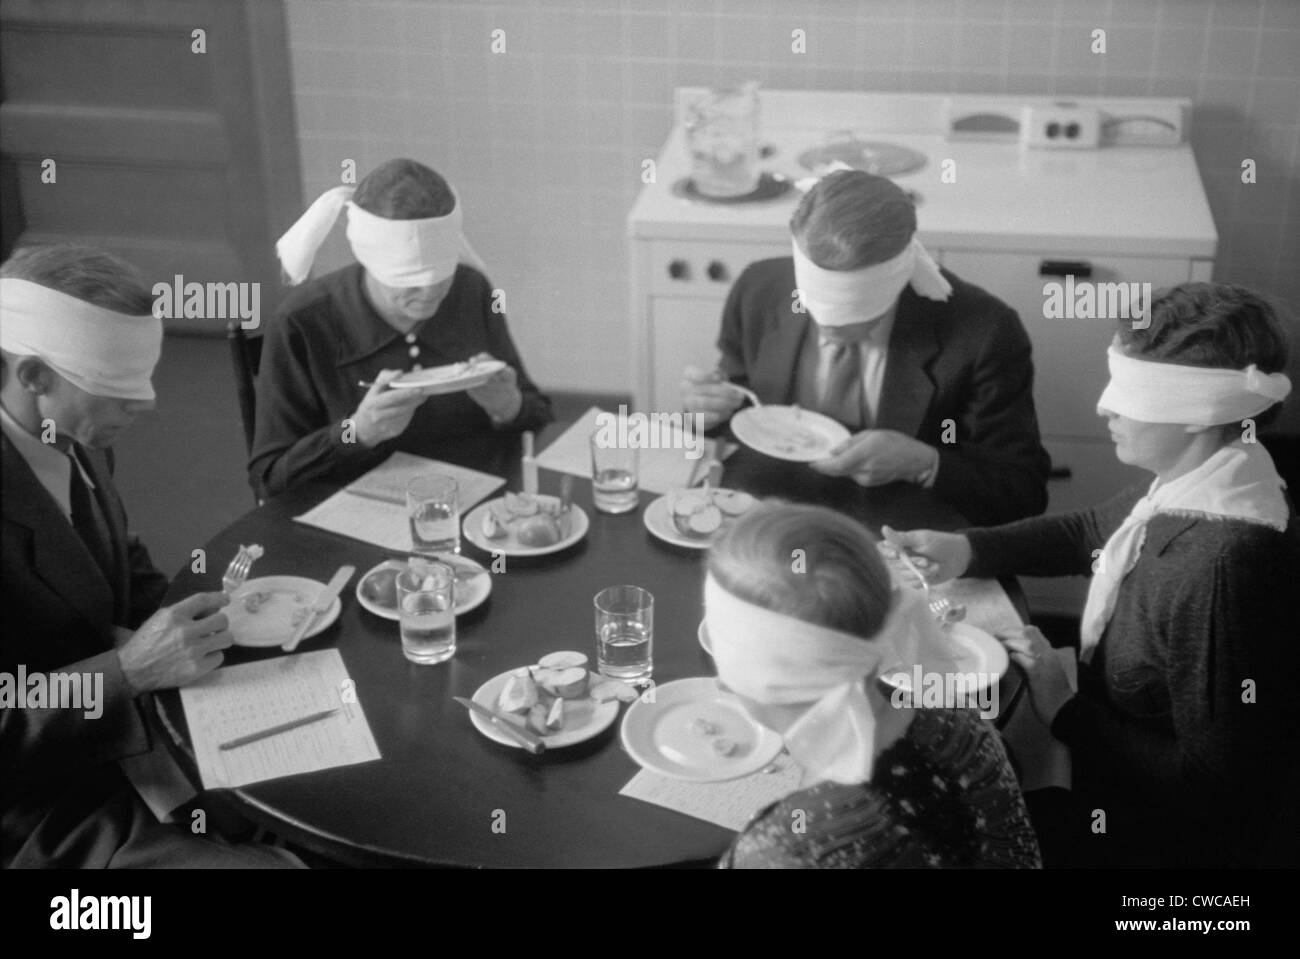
[632, 238, 788, 413]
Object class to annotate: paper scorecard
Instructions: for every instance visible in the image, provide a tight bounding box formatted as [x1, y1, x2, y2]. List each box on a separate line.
[535, 406, 734, 495]
[180, 649, 380, 789]
[294, 451, 504, 551]
[620, 762, 804, 832]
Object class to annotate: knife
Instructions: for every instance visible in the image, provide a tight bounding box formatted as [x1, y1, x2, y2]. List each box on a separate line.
[282, 564, 355, 652]
[454, 696, 546, 754]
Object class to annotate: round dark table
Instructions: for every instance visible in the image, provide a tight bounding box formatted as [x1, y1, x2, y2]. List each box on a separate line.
[158, 450, 1025, 867]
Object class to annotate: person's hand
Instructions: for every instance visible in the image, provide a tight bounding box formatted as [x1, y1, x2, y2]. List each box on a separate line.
[351, 369, 428, 447]
[1000, 626, 1075, 727]
[681, 365, 743, 431]
[810, 429, 937, 486]
[465, 352, 522, 424]
[116, 592, 233, 694]
[879, 525, 972, 584]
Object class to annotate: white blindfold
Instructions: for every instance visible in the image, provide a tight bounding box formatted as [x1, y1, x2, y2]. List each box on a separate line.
[704, 573, 937, 785]
[0, 278, 161, 401]
[1097, 337, 1291, 426]
[276, 184, 488, 288]
[792, 236, 952, 328]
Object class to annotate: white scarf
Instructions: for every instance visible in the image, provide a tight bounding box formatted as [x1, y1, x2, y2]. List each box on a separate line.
[276, 185, 488, 287]
[792, 235, 951, 328]
[0, 278, 161, 401]
[1079, 440, 1290, 660]
[704, 574, 940, 784]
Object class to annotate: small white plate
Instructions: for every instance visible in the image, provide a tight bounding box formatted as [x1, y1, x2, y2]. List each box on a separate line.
[388, 359, 506, 395]
[620, 677, 784, 783]
[226, 576, 342, 648]
[731, 405, 851, 462]
[469, 668, 620, 749]
[462, 495, 589, 557]
[642, 488, 757, 550]
[354, 555, 492, 621]
[878, 623, 1009, 693]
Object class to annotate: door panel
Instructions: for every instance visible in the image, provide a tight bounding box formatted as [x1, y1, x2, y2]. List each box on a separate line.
[0, 0, 300, 334]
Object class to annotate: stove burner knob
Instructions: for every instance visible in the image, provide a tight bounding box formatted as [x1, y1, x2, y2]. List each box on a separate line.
[707, 260, 728, 282]
[668, 259, 690, 280]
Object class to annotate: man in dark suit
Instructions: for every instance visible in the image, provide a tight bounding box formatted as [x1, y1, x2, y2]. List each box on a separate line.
[682, 171, 1049, 527]
[0, 245, 296, 868]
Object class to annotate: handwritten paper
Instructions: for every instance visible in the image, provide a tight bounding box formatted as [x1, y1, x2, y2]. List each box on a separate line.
[535, 406, 734, 494]
[294, 452, 504, 551]
[620, 763, 804, 832]
[180, 649, 380, 789]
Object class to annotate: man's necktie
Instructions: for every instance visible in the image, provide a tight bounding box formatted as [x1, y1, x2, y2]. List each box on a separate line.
[818, 340, 865, 431]
[67, 446, 115, 582]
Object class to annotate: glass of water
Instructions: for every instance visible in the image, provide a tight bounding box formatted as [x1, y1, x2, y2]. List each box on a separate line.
[589, 431, 639, 514]
[396, 560, 456, 664]
[407, 474, 459, 554]
[594, 585, 653, 685]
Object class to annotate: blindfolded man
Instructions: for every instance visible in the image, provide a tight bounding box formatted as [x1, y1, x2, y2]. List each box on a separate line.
[1, 245, 297, 868]
[682, 170, 1050, 526]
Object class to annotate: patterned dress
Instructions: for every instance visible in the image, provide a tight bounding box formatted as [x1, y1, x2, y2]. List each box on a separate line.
[720, 707, 1040, 868]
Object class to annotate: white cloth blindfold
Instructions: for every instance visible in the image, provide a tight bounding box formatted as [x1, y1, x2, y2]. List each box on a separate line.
[792, 236, 952, 328]
[704, 573, 935, 785]
[1079, 439, 1289, 660]
[276, 184, 488, 287]
[0, 278, 161, 401]
[1097, 338, 1291, 426]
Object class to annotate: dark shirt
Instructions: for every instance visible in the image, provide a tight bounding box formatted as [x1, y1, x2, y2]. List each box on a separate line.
[721, 707, 1040, 868]
[965, 487, 1300, 866]
[249, 263, 553, 498]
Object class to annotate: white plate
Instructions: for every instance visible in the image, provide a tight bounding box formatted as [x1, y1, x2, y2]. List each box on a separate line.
[878, 623, 1009, 693]
[731, 405, 851, 462]
[642, 488, 757, 550]
[354, 555, 492, 621]
[469, 668, 620, 749]
[388, 359, 506, 395]
[620, 677, 784, 783]
[225, 576, 342, 648]
[462, 495, 589, 557]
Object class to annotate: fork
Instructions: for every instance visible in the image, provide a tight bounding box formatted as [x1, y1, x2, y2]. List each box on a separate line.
[893, 548, 965, 627]
[222, 544, 263, 594]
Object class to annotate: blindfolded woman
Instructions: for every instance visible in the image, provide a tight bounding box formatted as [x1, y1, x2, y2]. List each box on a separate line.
[707, 502, 1040, 869]
[888, 283, 1299, 867]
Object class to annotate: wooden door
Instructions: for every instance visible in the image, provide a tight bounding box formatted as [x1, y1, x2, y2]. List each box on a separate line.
[0, 0, 300, 334]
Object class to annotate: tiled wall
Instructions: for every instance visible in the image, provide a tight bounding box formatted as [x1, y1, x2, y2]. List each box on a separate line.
[285, 0, 1300, 399]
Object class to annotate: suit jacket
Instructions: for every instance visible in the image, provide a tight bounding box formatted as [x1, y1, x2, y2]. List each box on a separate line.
[718, 258, 1050, 526]
[1, 432, 170, 867]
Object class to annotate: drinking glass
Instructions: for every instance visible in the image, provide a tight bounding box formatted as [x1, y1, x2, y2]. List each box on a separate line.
[594, 585, 653, 684]
[589, 432, 639, 514]
[407, 474, 459, 554]
[396, 560, 456, 664]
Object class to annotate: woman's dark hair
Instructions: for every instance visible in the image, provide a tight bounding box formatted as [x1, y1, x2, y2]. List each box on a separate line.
[788, 169, 915, 271]
[1118, 282, 1292, 426]
[0, 244, 153, 314]
[353, 158, 455, 219]
[706, 502, 894, 639]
